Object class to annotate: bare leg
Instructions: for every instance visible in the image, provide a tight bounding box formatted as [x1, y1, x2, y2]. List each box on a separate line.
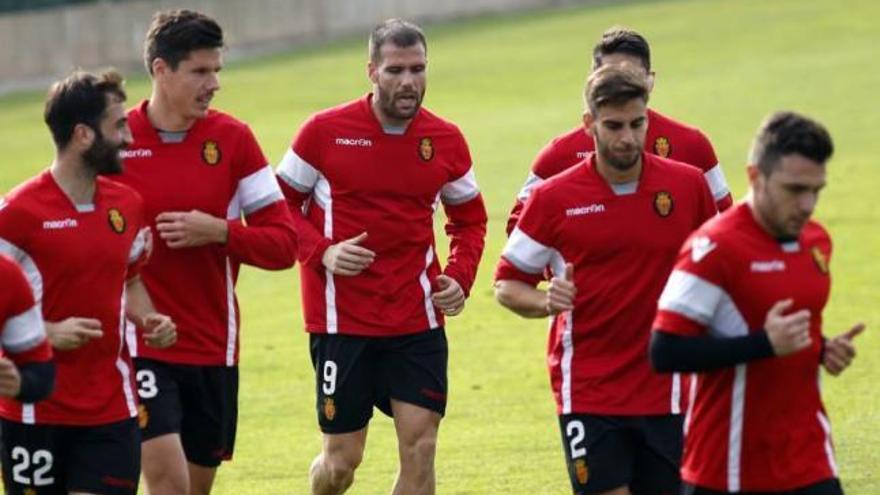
[310, 427, 368, 495]
[141, 433, 189, 495]
[390, 400, 441, 495]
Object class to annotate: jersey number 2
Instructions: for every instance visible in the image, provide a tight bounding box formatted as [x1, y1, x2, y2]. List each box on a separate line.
[565, 420, 587, 459]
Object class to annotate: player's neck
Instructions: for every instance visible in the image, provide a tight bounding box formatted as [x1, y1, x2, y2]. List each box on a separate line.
[371, 99, 413, 131]
[147, 93, 197, 132]
[595, 155, 643, 185]
[50, 155, 96, 205]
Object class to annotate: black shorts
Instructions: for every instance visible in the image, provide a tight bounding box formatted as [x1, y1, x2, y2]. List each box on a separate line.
[309, 328, 448, 434]
[134, 358, 238, 467]
[558, 414, 683, 495]
[682, 478, 843, 495]
[0, 418, 140, 495]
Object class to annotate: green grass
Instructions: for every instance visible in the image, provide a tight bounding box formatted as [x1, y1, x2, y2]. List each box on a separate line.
[2, 0, 878, 493]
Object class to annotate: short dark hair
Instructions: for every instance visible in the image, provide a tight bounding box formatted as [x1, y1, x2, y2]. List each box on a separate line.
[143, 9, 224, 75]
[592, 27, 651, 71]
[750, 111, 834, 175]
[369, 18, 427, 63]
[44, 69, 127, 150]
[584, 64, 649, 116]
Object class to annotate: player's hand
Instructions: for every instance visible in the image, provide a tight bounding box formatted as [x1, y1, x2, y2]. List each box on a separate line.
[763, 299, 812, 356]
[156, 210, 229, 248]
[822, 323, 865, 376]
[432, 275, 465, 316]
[141, 313, 177, 349]
[0, 358, 22, 398]
[322, 232, 375, 276]
[546, 263, 576, 315]
[46, 317, 103, 351]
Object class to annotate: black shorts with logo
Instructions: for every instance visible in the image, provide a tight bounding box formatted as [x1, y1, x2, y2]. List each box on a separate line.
[558, 413, 683, 495]
[0, 417, 140, 495]
[682, 478, 844, 495]
[309, 328, 448, 434]
[133, 358, 238, 467]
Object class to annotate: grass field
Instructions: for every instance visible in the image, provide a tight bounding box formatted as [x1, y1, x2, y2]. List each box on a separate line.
[1, 0, 878, 493]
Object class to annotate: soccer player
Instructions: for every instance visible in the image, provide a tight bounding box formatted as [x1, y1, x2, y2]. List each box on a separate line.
[113, 9, 298, 495]
[494, 65, 716, 495]
[651, 112, 861, 495]
[276, 18, 488, 495]
[0, 69, 176, 495]
[506, 27, 732, 235]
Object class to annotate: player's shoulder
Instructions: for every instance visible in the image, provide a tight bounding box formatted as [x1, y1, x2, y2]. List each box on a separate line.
[649, 108, 707, 140]
[647, 153, 704, 182]
[532, 126, 587, 176]
[97, 177, 145, 209]
[534, 160, 591, 198]
[413, 106, 465, 137]
[200, 108, 254, 136]
[1, 172, 50, 211]
[801, 219, 831, 247]
[309, 97, 369, 126]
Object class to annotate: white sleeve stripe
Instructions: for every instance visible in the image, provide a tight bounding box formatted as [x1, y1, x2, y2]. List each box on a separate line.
[0, 237, 43, 304]
[516, 172, 543, 201]
[128, 227, 149, 264]
[2, 305, 46, 353]
[239, 165, 285, 215]
[658, 270, 724, 325]
[502, 227, 554, 274]
[440, 168, 480, 205]
[276, 148, 318, 193]
[704, 164, 731, 200]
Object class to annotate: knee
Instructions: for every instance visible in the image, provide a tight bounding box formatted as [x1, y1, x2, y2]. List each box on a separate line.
[321, 449, 363, 484]
[401, 434, 437, 465]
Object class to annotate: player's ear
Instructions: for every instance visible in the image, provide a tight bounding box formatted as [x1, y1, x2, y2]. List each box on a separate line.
[152, 57, 168, 78]
[367, 60, 379, 84]
[746, 164, 760, 187]
[646, 71, 656, 93]
[582, 110, 595, 130]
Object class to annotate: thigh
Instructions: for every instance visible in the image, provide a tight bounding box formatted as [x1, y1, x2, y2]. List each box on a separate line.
[66, 419, 141, 495]
[558, 414, 634, 495]
[178, 365, 239, 468]
[0, 419, 65, 495]
[134, 358, 183, 441]
[310, 333, 376, 434]
[631, 415, 683, 495]
[379, 328, 448, 418]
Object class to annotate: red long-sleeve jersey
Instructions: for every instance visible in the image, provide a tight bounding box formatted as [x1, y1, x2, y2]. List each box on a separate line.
[116, 101, 297, 366]
[507, 108, 732, 234]
[277, 95, 487, 336]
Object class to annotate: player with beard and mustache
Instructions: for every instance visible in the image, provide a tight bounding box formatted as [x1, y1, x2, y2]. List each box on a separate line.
[276, 18, 488, 495]
[495, 65, 716, 495]
[0, 69, 176, 495]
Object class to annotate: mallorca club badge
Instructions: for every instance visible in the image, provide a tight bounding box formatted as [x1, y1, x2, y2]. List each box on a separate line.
[811, 246, 829, 274]
[202, 140, 222, 166]
[323, 397, 336, 421]
[418, 137, 434, 162]
[574, 458, 589, 485]
[137, 404, 150, 428]
[653, 136, 672, 158]
[108, 208, 126, 234]
[653, 191, 674, 217]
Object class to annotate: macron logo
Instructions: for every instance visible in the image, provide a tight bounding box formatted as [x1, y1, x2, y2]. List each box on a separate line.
[43, 218, 78, 230]
[691, 236, 717, 263]
[335, 137, 372, 147]
[751, 260, 786, 272]
[120, 148, 152, 159]
[576, 151, 590, 159]
[566, 204, 605, 217]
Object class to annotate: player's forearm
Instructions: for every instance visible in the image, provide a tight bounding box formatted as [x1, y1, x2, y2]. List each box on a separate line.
[227, 202, 298, 270]
[649, 330, 775, 372]
[124, 276, 158, 325]
[16, 361, 55, 403]
[494, 280, 550, 318]
[443, 196, 488, 296]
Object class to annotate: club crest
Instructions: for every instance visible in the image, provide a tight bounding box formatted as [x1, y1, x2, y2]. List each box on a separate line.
[653, 191, 674, 217]
[653, 136, 672, 158]
[419, 137, 434, 162]
[811, 246, 829, 274]
[202, 140, 222, 166]
[108, 208, 126, 234]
